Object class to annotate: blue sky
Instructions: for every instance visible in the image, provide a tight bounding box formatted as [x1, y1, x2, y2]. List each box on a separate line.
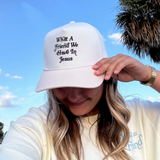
[0, 0, 160, 132]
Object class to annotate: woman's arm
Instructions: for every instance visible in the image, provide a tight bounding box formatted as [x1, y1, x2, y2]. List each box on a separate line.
[93, 54, 160, 93]
[0, 106, 50, 160]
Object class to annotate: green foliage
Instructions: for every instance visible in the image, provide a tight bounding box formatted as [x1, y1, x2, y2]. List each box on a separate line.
[118, 0, 160, 15]
[0, 122, 4, 143]
[0, 122, 4, 131]
[0, 130, 4, 137]
[0, 122, 4, 127]
[116, 0, 160, 62]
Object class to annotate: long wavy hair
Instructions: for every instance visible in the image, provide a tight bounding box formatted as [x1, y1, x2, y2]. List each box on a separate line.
[46, 78, 131, 160]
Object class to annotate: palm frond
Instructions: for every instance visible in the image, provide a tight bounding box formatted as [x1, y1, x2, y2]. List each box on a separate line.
[115, 0, 160, 62]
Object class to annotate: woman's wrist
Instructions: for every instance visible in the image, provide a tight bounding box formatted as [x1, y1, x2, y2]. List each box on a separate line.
[140, 65, 156, 86]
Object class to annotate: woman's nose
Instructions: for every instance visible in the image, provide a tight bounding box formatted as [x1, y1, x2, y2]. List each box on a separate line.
[67, 88, 82, 102]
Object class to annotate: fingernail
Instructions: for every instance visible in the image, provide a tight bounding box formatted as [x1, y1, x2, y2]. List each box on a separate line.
[93, 64, 98, 69]
[105, 75, 109, 80]
[114, 70, 118, 74]
[95, 70, 100, 74]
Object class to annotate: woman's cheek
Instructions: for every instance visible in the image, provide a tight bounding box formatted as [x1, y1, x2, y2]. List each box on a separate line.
[53, 89, 67, 100]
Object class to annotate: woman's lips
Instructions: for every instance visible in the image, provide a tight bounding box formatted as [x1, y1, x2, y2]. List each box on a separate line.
[68, 99, 88, 107]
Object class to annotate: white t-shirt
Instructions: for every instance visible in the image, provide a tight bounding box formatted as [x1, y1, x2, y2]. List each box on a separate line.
[0, 98, 160, 160]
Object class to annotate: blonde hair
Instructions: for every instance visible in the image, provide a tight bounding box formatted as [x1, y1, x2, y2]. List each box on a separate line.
[46, 78, 131, 160]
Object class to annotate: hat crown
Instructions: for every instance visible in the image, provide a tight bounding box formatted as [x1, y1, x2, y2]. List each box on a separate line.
[36, 22, 107, 92]
[43, 22, 107, 70]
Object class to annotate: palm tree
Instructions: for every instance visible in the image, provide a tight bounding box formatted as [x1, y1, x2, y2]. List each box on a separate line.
[115, 0, 160, 62]
[0, 122, 4, 144]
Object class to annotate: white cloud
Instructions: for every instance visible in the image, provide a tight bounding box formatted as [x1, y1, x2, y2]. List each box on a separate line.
[5, 74, 10, 77]
[0, 86, 3, 91]
[146, 97, 160, 102]
[4, 86, 9, 90]
[108, 33, 122, 44]
[13, 75, 22, 79]
[19, 98, 25, 102]
[0, 86, 9, 91]
[5, 74, 22, 79]
[0, 87, 17, 108]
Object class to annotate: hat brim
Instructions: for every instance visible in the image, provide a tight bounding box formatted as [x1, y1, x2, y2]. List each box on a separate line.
[36, 66, 105, 92]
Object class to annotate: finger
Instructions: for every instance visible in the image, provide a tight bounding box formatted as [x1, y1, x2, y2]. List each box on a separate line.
[112, 56, 135, 75]
[93, 58, 113, 76]
[103, 54, 128, 79]
[92, 58, 109, 70]
[93, 54, 129, 80]
[94, 55, 121, 75]
[111, 73, 119, 80]
[95, 58, 114, 77]
[94, 54, 124, 78]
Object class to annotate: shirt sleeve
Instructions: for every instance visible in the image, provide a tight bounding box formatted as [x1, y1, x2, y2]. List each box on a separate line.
[0, 104, 51, 160]
[126, 98, 160, 160]
[140, 99, 160, 135]
[126, 98, 160, 136]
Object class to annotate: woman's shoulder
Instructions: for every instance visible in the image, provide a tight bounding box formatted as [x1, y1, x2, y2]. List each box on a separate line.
[1, 103, 52, 160]
[9, 102, 50, 132]
[28, 102, 49, 119]
[19, 103, 49, 121]
[125, 98, 160, 121]
[125, 98, 160, 110]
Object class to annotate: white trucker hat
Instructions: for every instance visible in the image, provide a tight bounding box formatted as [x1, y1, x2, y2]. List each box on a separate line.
[36, 21, 107, 92]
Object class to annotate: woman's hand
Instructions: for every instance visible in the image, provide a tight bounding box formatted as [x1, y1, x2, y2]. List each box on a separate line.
[93, 54, 151, 83]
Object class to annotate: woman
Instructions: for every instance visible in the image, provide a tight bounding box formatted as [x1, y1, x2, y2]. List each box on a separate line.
[0, 22, 160, 160]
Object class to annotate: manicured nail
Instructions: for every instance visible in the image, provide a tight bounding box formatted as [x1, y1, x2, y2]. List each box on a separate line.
[105, 75, 109, 80]
[95, 70, 100, 74]
[114, 70, 118, 74]
[93, 64, 98, 69]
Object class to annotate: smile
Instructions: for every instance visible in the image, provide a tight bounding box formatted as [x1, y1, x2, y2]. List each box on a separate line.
[68, 99, 88, 107]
